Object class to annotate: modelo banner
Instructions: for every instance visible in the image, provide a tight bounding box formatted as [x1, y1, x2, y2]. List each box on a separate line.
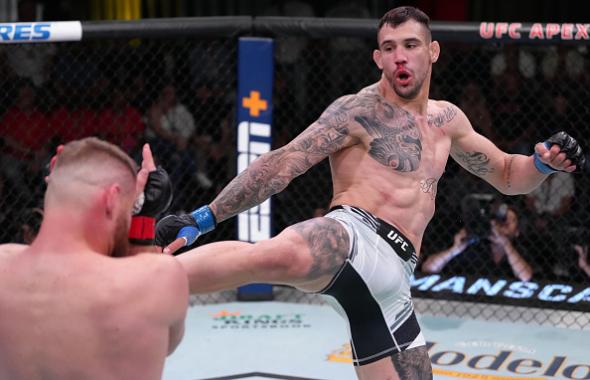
[411, 273, 590, 312]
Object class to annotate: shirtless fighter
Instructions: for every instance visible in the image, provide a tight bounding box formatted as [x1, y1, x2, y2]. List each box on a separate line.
[0, 137, 188, 380]
[156, 6, 585, 380]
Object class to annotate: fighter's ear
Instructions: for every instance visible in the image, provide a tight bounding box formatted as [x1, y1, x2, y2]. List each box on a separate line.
[104, 184, 122, 220]
[430, 41, 440, 63]
[373, 49, 383, 70]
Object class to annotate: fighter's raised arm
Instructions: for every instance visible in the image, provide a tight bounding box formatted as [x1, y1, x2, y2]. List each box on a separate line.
[211, 94, 361, 223]
[447, 101, 584, 194]
[156, 94, 363, 252]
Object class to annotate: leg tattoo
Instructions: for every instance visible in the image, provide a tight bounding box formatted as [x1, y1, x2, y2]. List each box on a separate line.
[391, 346, 433, 380]
[289, 217, 350, 281]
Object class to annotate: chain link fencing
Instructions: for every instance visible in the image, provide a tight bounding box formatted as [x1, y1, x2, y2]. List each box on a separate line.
[1, 18, 588, 328]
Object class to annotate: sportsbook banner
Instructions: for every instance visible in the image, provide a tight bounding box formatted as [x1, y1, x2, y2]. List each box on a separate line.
[0, 21, 82, 43]
[412, 273, 590, 312]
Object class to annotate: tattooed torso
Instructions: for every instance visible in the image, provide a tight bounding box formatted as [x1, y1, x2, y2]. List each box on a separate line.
[210, 84, 459, 253]
[327, 84, 454, 249]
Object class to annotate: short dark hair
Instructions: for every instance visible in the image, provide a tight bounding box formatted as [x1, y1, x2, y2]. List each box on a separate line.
[378, 6, 431, 37]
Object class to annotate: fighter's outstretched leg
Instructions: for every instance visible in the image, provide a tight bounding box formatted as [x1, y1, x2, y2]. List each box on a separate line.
[175, 216, 351, 294]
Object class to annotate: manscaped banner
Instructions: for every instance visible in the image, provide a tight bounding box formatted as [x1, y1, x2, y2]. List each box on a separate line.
[412, 273, 590, 312]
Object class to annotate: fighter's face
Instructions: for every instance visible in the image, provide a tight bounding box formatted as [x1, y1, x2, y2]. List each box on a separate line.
[374, 20, 438, 100]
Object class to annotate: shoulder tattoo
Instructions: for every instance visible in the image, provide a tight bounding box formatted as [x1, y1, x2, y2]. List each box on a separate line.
[427, 105, 457, 128]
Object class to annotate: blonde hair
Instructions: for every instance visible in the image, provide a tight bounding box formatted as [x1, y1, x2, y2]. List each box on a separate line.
[46, 137, 138, 207]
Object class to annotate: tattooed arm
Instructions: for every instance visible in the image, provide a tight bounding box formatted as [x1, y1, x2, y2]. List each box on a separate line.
[209, 95, 361, 223]
[447, 102, 549, 195]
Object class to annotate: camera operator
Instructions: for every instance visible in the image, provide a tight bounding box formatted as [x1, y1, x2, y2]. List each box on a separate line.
[421, 204, 533, 281]
[574, 244, 590, 279]
[573, 244, 590, 280]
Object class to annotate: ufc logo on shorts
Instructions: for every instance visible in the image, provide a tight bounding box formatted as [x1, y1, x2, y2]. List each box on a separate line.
[237, 121, 271, 242]
[387, 230, 409, 252]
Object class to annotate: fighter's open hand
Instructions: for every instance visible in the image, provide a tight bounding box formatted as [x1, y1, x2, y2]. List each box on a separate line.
[129, 144, 173, 248]
[132, 144, 173, 218]
[135, 144, 157, 199]
[534, 131, 585, 173]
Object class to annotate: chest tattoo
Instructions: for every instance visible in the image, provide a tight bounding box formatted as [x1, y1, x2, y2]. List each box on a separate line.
[354, 99, 422, 172]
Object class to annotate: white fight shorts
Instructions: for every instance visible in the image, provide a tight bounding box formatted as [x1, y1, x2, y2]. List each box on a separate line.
[319, 205, 426, 366]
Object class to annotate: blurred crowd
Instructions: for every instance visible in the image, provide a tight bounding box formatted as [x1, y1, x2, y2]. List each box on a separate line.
[1, 4, 590, 285]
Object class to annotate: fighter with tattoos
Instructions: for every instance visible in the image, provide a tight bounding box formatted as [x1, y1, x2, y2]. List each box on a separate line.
[156, 6, 585, 380]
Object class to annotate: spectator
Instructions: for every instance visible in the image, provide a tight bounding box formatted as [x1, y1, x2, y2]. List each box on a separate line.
[490, 44, 536, 81]
[97, 87, 145, 156]
[573, 244, 590, 281]
[421, 205, 534, 281]
[525, 171, 574, 222]
[146, 84, 199, 186]
[524, 172, 575, 279]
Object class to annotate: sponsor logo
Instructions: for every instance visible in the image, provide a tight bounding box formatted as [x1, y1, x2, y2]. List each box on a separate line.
[242, 90, 268, 117]
[479, 22, 590, 41]
[0, 23, 51, 41]
[327, 343, 352, 363]
[386, 230, 409, 252]
[411, 274, 590, 311]
[210, 310, 311, 329]
[327, 341, 590, 379]
[237, 120, 271, 242]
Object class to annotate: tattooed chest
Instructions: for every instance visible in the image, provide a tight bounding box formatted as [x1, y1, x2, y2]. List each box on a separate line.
[354, 112, 422, 172]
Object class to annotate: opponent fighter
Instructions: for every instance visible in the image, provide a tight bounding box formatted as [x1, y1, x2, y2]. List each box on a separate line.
[0, 137, 188, 380]
[157, 6, 585, 380]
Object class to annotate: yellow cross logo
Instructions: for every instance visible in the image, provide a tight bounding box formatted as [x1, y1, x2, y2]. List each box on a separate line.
[242, 90, 267, 117]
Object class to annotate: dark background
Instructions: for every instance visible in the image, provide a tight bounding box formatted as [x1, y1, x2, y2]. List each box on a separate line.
[6, 0, 590, 23]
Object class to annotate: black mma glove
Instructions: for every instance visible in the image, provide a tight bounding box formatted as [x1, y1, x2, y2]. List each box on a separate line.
[155, 206, 216, 252]
[533, 131, 586, 174]
[129, 166, 174, 245]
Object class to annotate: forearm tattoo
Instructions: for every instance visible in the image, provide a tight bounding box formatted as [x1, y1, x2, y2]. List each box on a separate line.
[427, 106, 457, 128]
[211, 96, 353, 222]
[289, 218, 350, 280]
[391, 346, 433, 380]
[455, 151, 495, 176]
[505, 155, 514, 189]
[211, 92, 425, 221]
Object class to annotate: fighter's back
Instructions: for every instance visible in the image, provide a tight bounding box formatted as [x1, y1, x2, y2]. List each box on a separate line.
[0, 246, 186, 380]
